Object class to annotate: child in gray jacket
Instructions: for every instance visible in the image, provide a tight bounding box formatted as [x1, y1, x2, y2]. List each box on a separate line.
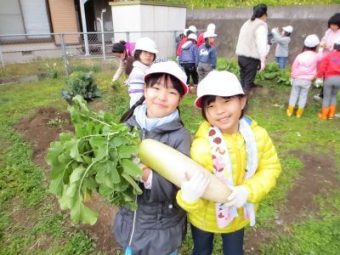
[271, 25, 293, 69]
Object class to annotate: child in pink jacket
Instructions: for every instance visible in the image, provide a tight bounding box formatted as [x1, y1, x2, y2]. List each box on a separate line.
[287, 34, 322, 118]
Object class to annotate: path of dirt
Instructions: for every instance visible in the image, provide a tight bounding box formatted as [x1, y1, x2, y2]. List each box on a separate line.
[244, 151, 339, 254]
[15, 106, 119, 254]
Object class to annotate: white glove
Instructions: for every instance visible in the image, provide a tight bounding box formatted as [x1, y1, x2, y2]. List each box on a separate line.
[181, 171, 210, 203]
[314, 78, 323, 88]
[271, 27, 279, 34]
[224, 185, 249, 208]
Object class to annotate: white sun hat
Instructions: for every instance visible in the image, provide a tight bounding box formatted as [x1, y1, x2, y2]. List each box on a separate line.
[188, 33, 197, 41]
[135, 37, 158, 54]
[207, 23, 216, 32]
[145, 61, 189, 95]
[195, 70, 244, 108]
[282, 25, 293, 33]
[304, 34, 320, 48]
[188, 25, 197, 34]
[203, 30, 217, 39]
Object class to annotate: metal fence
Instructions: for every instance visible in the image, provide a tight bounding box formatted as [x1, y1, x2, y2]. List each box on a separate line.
[0, 31, 182, 75]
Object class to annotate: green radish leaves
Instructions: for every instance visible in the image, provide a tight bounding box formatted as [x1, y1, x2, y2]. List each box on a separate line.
[47, 95, 142, 225]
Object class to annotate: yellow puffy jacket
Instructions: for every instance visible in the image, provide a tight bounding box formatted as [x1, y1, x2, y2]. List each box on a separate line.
[176, 119, 281, 233]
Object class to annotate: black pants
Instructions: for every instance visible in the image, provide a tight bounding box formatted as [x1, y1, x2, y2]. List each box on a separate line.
[191, 225, 244, 255]
[181, 63, 198, 85]
[238, 55, 260, 93]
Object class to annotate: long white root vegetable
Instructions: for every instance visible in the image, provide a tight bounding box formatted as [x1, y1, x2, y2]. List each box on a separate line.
[138, 139, 231, 203]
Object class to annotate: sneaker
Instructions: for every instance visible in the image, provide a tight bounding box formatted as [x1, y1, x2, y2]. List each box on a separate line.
[313, 95, 322, 102]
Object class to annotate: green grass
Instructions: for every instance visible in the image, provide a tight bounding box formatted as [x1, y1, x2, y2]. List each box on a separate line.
[0, 59, 339, 254]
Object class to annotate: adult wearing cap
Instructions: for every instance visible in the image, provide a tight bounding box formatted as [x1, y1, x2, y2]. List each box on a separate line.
[179, 33, 199, 91]
[197, 23, 216, 48]
[177, 70, 281, 255]
[114, 61, 191, 255]
[316, 39, 340, 120]
[236, 4, 269, 93]
[126, 37, 158, 108]
[197, 30, 217, 82]
[271, 25, 293, 69]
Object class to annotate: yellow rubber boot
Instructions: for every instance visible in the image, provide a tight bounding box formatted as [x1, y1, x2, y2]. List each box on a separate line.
[318, 107, 330, 120]
[328, 105, 336, 119]
[286, 105, 294, 117]
[296, 108, 304, 118]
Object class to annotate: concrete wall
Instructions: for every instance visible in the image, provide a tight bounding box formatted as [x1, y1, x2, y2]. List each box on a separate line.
[187, 4, 340, 63]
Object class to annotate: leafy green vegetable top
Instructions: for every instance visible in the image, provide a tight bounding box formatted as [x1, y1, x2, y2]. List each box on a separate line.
[47, 96, 142, 225]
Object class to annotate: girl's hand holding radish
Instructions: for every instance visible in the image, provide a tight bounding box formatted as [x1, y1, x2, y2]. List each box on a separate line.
[181, 171, 210, 203]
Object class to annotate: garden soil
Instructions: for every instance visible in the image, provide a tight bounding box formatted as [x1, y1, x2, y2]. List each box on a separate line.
[15, 106, 339, 254]
[15, 107, 119, 254]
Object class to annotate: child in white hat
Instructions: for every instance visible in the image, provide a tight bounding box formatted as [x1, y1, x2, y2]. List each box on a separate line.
[197, 31, 217, 82]
[287, 34, 323, 118]
[176, 70, 281, 255]
[271, 25, 293, 69]
[127, 37, 158, 108]
[114, 61, 191, 255]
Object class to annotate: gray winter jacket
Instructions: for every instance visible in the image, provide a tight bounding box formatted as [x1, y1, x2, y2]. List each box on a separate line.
[272, 32, 291, 57]
[113, 115, 192, 255]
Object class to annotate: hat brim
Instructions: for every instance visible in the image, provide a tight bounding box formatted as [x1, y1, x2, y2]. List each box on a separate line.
[144, 72, 189, 95]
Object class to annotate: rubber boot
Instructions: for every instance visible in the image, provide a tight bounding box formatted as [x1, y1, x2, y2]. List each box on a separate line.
[296, 108, 304, 118]
[318, 107, 329, 120]
[328, 105, 336, 119]
[286, 105, 294, 117]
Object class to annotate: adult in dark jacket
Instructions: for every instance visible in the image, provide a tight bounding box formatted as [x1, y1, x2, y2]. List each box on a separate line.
[113, 61, 191, 255]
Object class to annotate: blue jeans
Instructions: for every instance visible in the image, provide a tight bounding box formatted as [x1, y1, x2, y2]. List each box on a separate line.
[276, 57, 288, 69]
[191, 225, 244, 255]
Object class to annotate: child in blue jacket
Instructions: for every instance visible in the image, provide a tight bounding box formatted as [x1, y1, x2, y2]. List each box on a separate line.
[197, 31, 217, 82]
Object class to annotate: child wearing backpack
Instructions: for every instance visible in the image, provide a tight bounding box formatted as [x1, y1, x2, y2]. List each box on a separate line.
[114, 61, 191, 255]
[176, 70, 281, 255]
[271, 25, 293, 69]
[111, 41, 135, 85]
[126, 37, 158, 107]
[287, 34, 322, 118]
[179, 33, 199, 92]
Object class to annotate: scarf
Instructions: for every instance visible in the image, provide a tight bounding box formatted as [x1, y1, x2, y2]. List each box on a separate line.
[134, 104, 179, 131]
[208, 117, 257, 228]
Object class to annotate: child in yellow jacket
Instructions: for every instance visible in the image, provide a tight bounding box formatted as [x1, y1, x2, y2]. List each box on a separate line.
[176, 70, 281, 255]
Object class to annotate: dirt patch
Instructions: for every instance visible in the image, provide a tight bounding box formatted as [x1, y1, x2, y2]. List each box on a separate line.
[15, 107, 74, 170]
[244, 151, 340, 254]
[14, 107, 119, 254]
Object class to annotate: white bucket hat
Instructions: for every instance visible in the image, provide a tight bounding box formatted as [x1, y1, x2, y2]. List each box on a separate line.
[282, 25, 293, 33]
[207, 23, 216, 32]
[195, 70, 244, 108]
[188, 33, 197, 41]
[304, 34, 320, 48]
[135, 37, 158, 54]
[188, 25, 197, 34]
[203, 31, 217, 39]
[144, 61, 189, 95]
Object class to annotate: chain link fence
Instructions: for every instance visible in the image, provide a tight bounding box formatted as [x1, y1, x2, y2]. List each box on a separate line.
[0, 31, 182, 76]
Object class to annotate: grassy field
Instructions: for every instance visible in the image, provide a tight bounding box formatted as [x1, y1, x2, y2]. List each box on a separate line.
[0, 60, 339, 254]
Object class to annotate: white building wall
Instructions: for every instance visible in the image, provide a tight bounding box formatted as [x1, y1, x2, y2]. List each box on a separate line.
[110, 3, 186, 57]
